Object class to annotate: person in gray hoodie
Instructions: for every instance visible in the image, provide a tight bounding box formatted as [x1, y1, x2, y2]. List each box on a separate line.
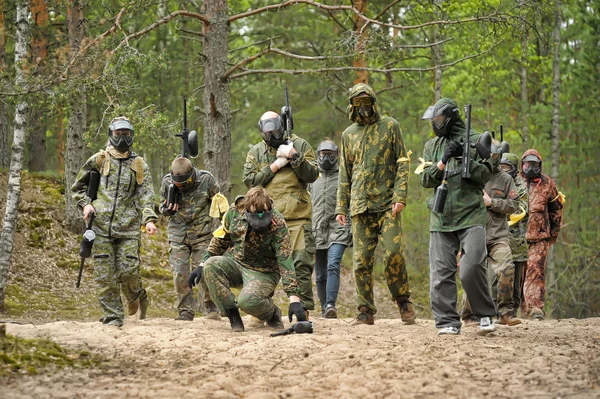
[309, 140, 352, 318]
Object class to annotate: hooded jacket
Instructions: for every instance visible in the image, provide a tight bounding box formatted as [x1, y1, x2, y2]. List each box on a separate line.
[336, 83, 409, 217]
[519, 149, 563, 244]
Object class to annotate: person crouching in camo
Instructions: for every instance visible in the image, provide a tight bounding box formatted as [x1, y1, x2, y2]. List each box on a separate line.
[159, 157, 228, 321]
[188, 187, 307, 332]
[71, 116, 158, 327]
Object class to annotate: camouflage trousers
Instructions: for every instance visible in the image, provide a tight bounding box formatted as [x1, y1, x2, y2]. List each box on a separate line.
[351, 210, 410, 314]
[513, 260, 527, 317]
[523, 240, 551, 313]
[203, 256, 280, 321]
[287, 219, 316, 311]
[169, 240, 213, 316]
[93, 236, 147, 324]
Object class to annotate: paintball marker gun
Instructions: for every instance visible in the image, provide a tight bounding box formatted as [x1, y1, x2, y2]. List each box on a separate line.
[77, 170, 100, 288]
[270, 321, 314, 337]
[175, 98, 199, 159]
[432, 104, 492, 213]
[162, 183, 182, 217]
[280, 84, 294, 139]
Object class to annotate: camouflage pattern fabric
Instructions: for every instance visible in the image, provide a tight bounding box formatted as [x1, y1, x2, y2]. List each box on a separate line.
[508, 174, 529, 262]
[351, 211, 410, 314]
[170, 242, 213, 316]
[336, 84, 409, 217]
[523, 239, 551, 313]
[484, 168, 519, 242]
[487, 238, 515, 316]
[93, 236, 147, 324]
[202, 198, 300, 298]
[287, 220, 316, 310]
[203, 256, 280, 321]
[513, 260, 526, 317]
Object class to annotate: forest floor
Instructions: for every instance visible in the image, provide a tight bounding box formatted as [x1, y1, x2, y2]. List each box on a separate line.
[1, 174, 600, 398]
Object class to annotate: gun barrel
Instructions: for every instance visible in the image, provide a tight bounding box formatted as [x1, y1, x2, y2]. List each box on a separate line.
[270, 328, 294, 337]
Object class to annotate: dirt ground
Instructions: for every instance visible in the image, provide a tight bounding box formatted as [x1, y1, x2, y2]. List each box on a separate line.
[2, 316, 600, 399]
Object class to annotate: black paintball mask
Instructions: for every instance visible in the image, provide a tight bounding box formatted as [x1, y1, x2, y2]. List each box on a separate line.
[258, 113, 287, 148]
[246, 209, 273, 233]
[316, 141, 339, 170]
[108, 118, 134, 152]
[522, 154, 542, 178]
[422, 103, 459, 138]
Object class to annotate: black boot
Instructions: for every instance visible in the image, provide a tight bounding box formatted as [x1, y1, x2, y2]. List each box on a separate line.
[224, 307, 245, 332]
[266, 306, 284, 330]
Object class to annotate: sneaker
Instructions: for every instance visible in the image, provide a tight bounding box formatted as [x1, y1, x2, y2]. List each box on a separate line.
[205, 302, 221, 321]
[266, 306, 285, 330]
[324, 305, 338, 319]
[351, 306, 374, 325]
[105, 319, 123, 327]
[462, 317, 479, 327]
[248, 316, 265, 328]
[437, 326, 460, 335]
[498, 314, 522, 326]
[396, 298, 416, 325]
[478, 317, 497, 335]
[99, 316, 106, 323]
[139, 295, 149, 320]
[175, 312, 194, 321]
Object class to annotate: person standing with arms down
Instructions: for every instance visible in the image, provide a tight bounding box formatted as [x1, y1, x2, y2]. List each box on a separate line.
[243, 110, 319, 321]
[420, 99, 497, 335]
[71, 116, 157, 327]
[336, 83, 415, 325]
[310, 140, 352, 318]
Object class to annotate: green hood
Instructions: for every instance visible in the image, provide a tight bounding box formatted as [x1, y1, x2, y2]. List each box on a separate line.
[346, 83, 381, 125]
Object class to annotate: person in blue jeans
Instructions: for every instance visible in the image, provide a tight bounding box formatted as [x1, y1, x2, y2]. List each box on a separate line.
[309, 140, 352, 318]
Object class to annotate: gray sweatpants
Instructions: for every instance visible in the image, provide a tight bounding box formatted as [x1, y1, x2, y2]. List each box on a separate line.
[429, 226, 496, 329]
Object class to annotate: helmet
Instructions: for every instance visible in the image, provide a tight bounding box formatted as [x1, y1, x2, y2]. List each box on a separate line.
[258, 111, 286, 148]
[108, 116, 134, 152]
[422, 98, 459, 138]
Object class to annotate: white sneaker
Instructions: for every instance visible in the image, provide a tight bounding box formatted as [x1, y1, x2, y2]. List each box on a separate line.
[437, 326, 461, 335]
[478, 317, 497, 335]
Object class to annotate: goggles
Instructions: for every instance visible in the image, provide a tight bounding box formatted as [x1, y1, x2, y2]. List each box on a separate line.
[171, 170, 194, 184]
[351, 97, 374, 107]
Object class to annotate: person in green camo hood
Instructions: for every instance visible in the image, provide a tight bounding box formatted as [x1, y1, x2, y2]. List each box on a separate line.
[335, 83, 415, 325]
[71, 116, 158, 328]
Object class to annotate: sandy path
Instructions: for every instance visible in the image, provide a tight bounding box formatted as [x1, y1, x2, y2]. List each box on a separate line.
[2, 317, 600, 399]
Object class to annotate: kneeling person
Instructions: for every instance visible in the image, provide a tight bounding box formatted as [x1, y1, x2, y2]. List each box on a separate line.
[189, 187, 306, 332]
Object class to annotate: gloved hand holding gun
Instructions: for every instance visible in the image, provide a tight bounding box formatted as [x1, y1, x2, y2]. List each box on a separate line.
[270, 321, 314, 337]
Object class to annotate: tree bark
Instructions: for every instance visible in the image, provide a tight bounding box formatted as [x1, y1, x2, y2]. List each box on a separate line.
[0, 0, 29, 312]
[0, 0, 9, 169]
[352, 0, 368, 85]
[520, 36, 530, 146]
[202, 0, 232, 199]
[550, 0, 561, 182]
[64, 0, 87, 233]
[431, 15, 443, 102]
[28, 0, 49, 172]
[57, 104, 65, 174]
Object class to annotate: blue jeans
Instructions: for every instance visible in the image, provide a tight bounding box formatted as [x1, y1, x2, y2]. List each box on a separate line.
[315, 244, 347, 312]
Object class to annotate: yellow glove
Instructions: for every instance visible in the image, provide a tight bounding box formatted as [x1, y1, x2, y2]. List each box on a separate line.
[209, 193, 229, 218]
[508, 206, 527, 227]
[414, 157, 433, 175]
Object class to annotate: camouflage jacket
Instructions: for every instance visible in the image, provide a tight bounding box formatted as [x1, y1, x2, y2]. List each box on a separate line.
[484, 168, 519, 243]
[159, 166, 220, 245]
[508, 174, 529, 261]
[243, 134, 318, 221]
[336, 85, 409, 217]
[309, 166, 352, 250]
[520, 149, 563, 244]
[201, 197, 300, 297]
[419, 119, 493, 232]
[71, 150, 157, 239]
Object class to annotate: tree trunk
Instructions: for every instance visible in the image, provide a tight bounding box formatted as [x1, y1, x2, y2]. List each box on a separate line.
[520, 36, 530, 146]
[352, 0, 368, 85]
[57, 104, 65, 174]
[64, 0, 87, 233]
[431, 20, 443, 102]
[0, 0, 9, 170]
[0, 0, 29, 312]
[28, 0, 49, 172]
[202, 0, 231, 199]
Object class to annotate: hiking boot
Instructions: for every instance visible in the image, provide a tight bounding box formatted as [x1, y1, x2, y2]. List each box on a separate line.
[438, 326, 460, 335]
[139, 295, 149, 320]
[248, 316, 265, 328]
[205, 302, 221, 321]
[396, 297, 416, 325]
[266, 306, 285, 330]
[224, 307, 245, 332]
[530, 307, 545, 320]
[175, 311, 194, 321]
[478, 317, 497, 335]
[128, 299, 139, 316]
[99, 316, 106, 323]
[352, 306, 374, 325]
[498, 314, 522, 326]
[462, 317, 479, 327]
[324, 305, 338, 319]
[105, 319, 123, 327]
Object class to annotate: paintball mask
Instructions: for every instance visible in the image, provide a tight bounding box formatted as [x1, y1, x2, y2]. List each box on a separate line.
[246, 209, 273, 233]
[422, 102, 459, 138]
[522, 154, 542, 178]
[316, 141, 339, 170]
[258, 112, 287, 148]
[108, 117, 134, 152]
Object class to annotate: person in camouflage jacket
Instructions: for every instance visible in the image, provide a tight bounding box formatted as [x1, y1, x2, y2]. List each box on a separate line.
[159, 157, 222, 321]
[71, 116, 157, 327]
[520, 149, 564, 320]
[335, 83, 414, 325]
[243, 110, 319, 319]
[420, 98, 496, 335]
[187, 187, 306, 332]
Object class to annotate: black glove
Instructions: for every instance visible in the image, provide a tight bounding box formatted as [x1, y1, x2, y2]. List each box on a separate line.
[288, 302, 307, 322]
[188, 266, 204, 289]
[161, 201, 176, 217]
[441, 140, 463, 164]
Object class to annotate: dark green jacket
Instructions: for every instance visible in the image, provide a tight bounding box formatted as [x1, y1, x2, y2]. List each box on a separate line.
[485, 168, 519, 242]
[419, 119, 493, 232]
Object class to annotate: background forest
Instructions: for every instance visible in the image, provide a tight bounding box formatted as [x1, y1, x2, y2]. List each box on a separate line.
[0, 0, 598, 318]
